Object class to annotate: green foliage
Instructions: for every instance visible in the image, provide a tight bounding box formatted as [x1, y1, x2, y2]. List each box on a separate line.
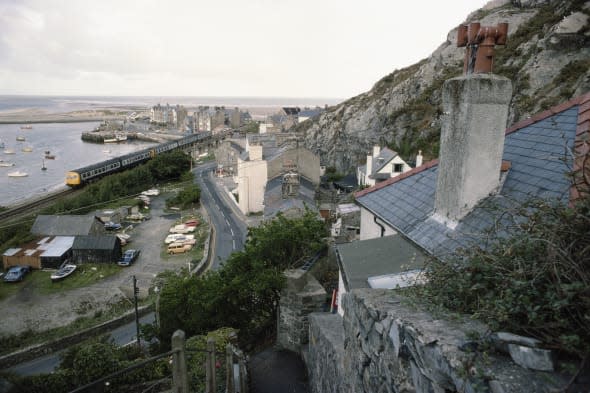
[241, 121, 260, 133]
[157, 209, 327, 348]
[148, 150, 191, 181]
[410, 197, 590, 358]
[2, 338, 169, 392]
[185, 327, 236, 392]
[166, 184, 201, 209]
[324, 166, 344, 182]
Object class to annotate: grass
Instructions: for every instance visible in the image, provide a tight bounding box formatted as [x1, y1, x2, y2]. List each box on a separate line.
[0, 264, 122, 301]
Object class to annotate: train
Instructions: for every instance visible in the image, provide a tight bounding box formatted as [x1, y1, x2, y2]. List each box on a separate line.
[65, 132, 212, 187]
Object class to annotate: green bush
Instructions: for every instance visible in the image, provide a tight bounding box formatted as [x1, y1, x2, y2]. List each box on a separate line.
[410, 197, 590, 357]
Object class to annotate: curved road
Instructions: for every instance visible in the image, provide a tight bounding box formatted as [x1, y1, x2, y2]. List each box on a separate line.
[194, 162, 248, 269]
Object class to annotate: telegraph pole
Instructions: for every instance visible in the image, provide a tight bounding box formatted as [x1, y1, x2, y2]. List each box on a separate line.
[133, 275, 141, 349]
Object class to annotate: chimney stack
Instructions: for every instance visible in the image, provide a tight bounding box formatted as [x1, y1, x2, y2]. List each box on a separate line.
[433, 74, 512, 226]
[366, 154, 373, 176]
[416, 150, 423, 167]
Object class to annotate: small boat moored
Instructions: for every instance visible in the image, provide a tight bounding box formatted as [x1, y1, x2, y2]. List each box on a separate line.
[16, 136, 25, 142]
[8, 171, 28, 177]
[51, 263, 77, 282]
[20, 125, 33, 130]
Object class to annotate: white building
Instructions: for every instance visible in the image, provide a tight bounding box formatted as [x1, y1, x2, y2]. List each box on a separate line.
[237, 144, 267, 215]
[357, 146, 415, 187]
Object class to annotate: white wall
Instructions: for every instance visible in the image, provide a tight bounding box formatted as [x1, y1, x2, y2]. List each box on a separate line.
[237, 158, 267, 215]
[359, 207, 397, 241]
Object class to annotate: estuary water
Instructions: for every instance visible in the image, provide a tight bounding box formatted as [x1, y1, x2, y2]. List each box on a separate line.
[0, 122, 155, 207]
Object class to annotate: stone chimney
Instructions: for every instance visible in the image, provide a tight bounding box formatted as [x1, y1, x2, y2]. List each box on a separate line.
[372, 145, 380, 159]
[433, 74, 512, 226]
[416, 150, 423, 167]
[366, 154, 373, 176]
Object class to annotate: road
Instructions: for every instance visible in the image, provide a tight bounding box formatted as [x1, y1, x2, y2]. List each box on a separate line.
[8, 313, 156, 376]
[194, 162, 248, 269]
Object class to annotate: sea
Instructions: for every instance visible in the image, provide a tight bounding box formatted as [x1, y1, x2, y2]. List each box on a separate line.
[0, 95, 341, 207]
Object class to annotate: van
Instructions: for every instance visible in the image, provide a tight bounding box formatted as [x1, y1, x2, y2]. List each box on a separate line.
[167, 242, 192, 254]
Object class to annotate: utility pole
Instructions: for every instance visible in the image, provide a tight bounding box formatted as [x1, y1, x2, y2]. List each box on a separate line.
[133, 275, 141, 349]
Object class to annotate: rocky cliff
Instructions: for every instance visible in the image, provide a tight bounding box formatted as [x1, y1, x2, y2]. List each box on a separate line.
[300, 0, 590, 173]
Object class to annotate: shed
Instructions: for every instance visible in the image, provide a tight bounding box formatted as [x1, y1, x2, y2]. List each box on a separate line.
[2, 236, 74, 270]
[31, 215, 105, 237]
[72, 235, 122, 264]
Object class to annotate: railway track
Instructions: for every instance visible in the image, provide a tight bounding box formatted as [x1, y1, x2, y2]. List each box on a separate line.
[0, 188, 80, 223]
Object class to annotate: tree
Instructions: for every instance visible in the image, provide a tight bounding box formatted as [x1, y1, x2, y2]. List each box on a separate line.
[157, 209, 328, 347]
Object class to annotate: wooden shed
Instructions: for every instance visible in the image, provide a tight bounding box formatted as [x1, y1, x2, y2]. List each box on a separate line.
[2, 236, 74, 270]
[72, 235, 122, 264]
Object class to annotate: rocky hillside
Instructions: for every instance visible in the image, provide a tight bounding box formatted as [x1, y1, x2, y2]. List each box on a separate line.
[300, 0, 590, 173]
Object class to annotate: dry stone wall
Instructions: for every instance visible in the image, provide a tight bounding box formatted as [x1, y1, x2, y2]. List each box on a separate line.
[308, 289, 571, 393]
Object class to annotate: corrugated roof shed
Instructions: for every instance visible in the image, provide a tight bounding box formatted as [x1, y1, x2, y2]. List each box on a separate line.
[356, 95, 588, 259]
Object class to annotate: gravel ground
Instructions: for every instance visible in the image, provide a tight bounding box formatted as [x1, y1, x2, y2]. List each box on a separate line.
[0, 195, 196, 337]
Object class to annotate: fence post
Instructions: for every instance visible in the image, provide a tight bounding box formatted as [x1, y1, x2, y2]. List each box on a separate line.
[226, 344, 235, 393]
[172, 330, 189, 393]
[206, 338, 216, 393]
[238, 352, 247, 393]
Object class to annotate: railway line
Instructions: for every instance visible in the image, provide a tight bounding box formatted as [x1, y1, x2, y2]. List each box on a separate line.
[0, 188, 80, 224]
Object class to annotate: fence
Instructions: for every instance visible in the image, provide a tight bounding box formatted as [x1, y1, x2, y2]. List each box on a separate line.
[67, 329, 248, 393]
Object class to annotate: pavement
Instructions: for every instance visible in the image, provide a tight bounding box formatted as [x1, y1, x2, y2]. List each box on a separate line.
[248, 347, 309, 393]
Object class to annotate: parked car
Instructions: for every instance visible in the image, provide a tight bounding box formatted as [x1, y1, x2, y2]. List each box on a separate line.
[141, 188, 160, 196]
[184, 219, 199, 227]
[118, 249, 141, 266]
[164, 233, 195, 244]
[169, 224, 196, 234]
[104, 221, 122, 231]
[3, 266, 31, 282]
[167, 242, 193, 254]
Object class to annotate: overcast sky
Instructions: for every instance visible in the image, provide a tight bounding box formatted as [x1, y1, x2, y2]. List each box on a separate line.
[0, 0, 490, 99]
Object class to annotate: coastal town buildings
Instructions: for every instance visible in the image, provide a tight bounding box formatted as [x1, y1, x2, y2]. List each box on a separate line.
[356, 145, 414, 187]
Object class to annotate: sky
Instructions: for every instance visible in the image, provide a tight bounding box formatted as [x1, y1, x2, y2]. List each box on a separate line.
[0, 0, 490, 100]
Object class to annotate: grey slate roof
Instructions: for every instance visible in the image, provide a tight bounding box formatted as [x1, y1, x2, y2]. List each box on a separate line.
[31, 215, 101, 236]
[358, 147, 399, 177]
[336, 234, 426, 290]
[356, 105, 579, 258]
[73, 235, 120, 250]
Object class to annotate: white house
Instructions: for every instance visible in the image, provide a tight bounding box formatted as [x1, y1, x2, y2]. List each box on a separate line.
[357, 146, 414, 187]
[236, 144, 267, 215]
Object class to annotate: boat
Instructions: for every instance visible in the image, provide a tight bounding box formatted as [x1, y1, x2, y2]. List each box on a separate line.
[22, 146, 33, 152]
[0, 140, 4, 149]
[104, 133, 127, 143]
[0, 162, 15, 167]
[8, 171, 28, 177]
[20, 125, 33, 130]
[45, 151, 55, 159]
[16, 136, 25, 142]
[3, 149, 15, 154]
[42, 159, 47, 171]
[50, 263, 77, 282]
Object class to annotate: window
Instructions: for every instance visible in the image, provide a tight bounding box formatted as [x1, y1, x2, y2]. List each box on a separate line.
[394, 163, 404, 173]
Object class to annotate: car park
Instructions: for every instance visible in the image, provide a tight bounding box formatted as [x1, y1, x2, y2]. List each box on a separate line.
[184, 219, 199, 227]
[3, 266, 31, 282]
[118, 249, 141, 266]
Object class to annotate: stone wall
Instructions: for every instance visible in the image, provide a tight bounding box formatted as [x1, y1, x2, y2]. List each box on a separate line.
[308, 289, 570, 393]
[267, 147, 321, 185]
[277, 269, 327, 352]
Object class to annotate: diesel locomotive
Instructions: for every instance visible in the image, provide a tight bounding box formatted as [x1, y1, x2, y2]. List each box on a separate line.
[65, 132, 212, 187]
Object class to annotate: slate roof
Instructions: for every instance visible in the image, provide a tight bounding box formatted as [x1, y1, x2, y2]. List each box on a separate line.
[336, 234, 426, 290]
[31, 215, 101, 236]
[358, 147, 399, 177]
[355, 94, 590, 259]
[72, 235, 120, 250]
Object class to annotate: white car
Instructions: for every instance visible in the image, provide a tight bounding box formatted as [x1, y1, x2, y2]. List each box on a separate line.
[164, 233, 195, 244]
[169, 224, 196, 234]
[141, 188, 160, 196]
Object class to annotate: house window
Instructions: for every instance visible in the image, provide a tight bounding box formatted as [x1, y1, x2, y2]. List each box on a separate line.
[394, 163, 404, 173]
